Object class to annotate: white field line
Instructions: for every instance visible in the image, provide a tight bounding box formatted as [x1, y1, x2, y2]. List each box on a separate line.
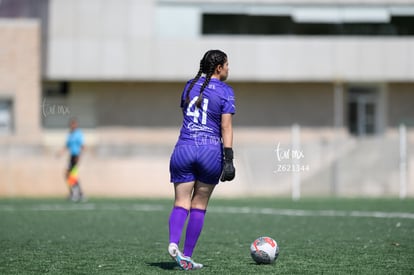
[208, 207, 414, 219]
[0, 204, 413, 219]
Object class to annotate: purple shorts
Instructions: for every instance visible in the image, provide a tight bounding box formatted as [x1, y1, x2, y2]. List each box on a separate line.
[169, 144, 223, 185]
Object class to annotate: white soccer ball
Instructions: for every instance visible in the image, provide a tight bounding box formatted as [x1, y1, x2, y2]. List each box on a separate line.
[250, 236, 279, 264]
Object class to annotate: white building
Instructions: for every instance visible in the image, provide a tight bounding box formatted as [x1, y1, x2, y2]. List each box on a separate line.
[0, 0, 413, 197]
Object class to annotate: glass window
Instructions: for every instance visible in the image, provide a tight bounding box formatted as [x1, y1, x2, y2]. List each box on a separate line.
[202, 14, 414, 36]
[0, 99, 13, 134]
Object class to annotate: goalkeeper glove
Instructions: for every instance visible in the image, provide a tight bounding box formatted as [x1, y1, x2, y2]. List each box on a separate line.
[220, 147, 235, 182]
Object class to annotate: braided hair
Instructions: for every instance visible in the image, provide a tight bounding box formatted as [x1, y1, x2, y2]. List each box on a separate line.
[184, 50, 227, 108]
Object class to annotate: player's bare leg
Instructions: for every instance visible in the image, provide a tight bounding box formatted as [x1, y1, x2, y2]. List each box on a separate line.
[179, 181, 214, 269]
[190, 181, 215, 210]
[168, 181, 212, 270]
[173, 181, 195, 210]
[168, 181, 193, 268]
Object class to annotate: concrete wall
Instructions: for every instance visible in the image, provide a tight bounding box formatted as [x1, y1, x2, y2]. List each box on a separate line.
[92, 82, 182, 127]
[47, 0, 155, 80]
[2, 127, 413, 198]
[160, 0, 414, 4]
[1, 1, 413, 198]
[42, 81, 414, 129]
[42, 81, 338, 128]
[388, 83, 414, 127]
[45, 0, 414, 82]
[0, 19, 41, 143]
[232, 82, 334, 127]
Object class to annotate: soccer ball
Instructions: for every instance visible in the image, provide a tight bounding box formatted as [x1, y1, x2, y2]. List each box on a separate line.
[250, 236, 279, 264]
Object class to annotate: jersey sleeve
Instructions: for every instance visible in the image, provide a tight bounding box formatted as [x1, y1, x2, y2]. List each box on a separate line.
[221, 85, 236, 115]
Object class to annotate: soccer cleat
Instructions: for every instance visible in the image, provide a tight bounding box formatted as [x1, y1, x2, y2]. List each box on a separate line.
[168, 243, 203, 270]
[185, 258, 203, 270]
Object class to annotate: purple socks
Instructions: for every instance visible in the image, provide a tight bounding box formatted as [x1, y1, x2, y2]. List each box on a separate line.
[184, 208, 206, 257]
[168, 207, 207, 258]
[169, 206, 189, 245]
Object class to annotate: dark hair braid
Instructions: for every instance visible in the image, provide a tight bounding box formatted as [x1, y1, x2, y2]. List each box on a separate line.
[195, 64, 215, 108]
[184, 49, 227, 108]
[184, 59, 203, 106]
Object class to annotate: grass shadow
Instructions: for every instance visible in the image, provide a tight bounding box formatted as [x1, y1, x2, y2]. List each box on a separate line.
[146, 261, 178, 270]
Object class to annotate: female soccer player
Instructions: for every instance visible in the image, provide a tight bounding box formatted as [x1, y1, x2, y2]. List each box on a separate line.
[168, 49, 236, 270]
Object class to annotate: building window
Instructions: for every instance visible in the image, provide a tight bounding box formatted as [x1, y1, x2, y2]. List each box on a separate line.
[42, 81, 70, 129]
[0, 99, 13, 134]
[347, 86, 384, 136]
[202, 14, 414, 36]
[44, 81, 69, 97]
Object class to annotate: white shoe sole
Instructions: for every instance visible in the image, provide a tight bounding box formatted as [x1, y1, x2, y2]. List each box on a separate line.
[168, 243, 203, 270]
[168, 243, 179, 259]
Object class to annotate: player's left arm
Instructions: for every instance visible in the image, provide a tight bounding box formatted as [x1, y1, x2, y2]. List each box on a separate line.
[221, 114, 233, 148]
[221, 86, 236, 148]
[221, 113, 235, 181]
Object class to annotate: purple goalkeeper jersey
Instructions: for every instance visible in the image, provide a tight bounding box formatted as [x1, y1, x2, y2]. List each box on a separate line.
[176, 77, 236, 146]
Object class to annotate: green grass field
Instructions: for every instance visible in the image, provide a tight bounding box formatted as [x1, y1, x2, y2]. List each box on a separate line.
[1, 198, 413, 274]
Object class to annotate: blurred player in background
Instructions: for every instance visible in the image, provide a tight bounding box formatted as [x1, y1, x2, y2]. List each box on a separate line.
[58, 118, 85, 202]
[168, 49, 236, 270]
